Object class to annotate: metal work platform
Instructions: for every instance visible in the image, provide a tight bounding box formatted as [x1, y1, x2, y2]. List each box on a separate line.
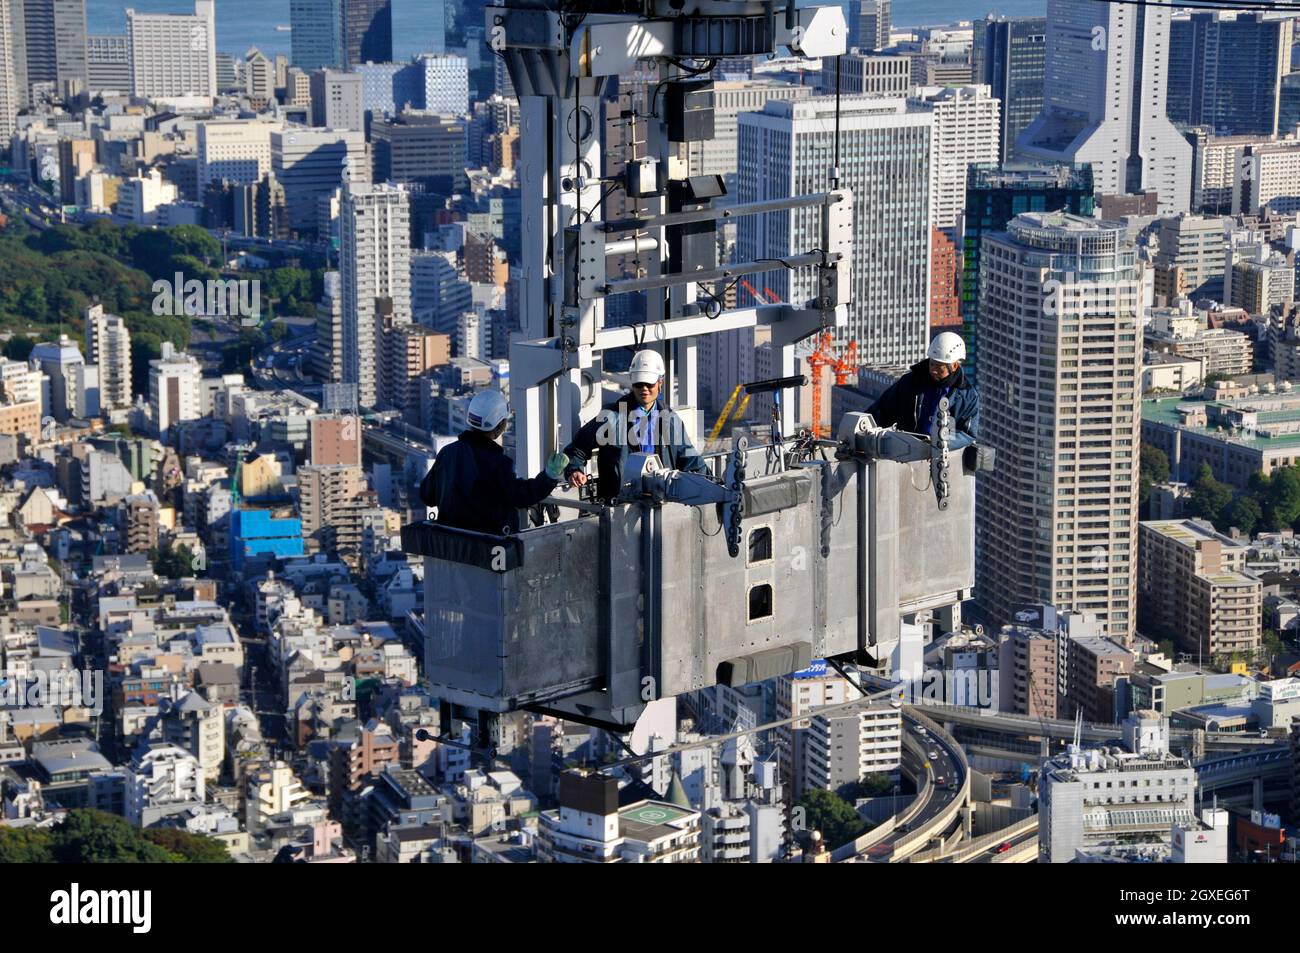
[405, 424, 977, 731]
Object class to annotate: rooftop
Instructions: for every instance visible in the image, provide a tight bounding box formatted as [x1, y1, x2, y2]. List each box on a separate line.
[1144, 395, 1300, 451]
[617, 800, 697, 844]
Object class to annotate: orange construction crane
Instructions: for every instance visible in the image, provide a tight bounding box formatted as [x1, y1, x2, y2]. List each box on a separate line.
[737, 277, 783, 305]
[807, 333, 860, 439]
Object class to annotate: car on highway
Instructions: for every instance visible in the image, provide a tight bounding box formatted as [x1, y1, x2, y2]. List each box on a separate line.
[934, 776, 947, 787]
[994, 841, 1012, 854]
[928, 749, 939, 759]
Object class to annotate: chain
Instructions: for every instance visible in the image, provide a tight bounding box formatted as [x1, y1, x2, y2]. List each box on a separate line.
[933, 398, 952, 512]
[726, 435, 748, 557]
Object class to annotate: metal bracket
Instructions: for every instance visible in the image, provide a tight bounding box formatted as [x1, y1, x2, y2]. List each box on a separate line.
[722, 433, 748, 558]
[932, 398, 952, 511]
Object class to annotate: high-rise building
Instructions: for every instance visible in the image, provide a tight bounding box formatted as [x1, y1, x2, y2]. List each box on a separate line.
[244, 46, 275, 102]
[197, 119, 279, 191]
[0, 0, 19, 139]
[1139, 519, 1261, 665]
[341, 182, 411, 409]
[12, 0, 87, 101]
[803, 703, 901, 793]
[127, 0, 217, 103]
[1185, 131, 1269, 214]
[739, 97, 932, 366]
[1168, 11, 1293, 138]
[291, 0, 389, 70]
[57, 136, 93, 203]
[1017, 0, 1191, 213]
[343, 0, 390, 67]
[687, 81, 812, 200]
[997, 625, 1061, 719]
[284, 66, 312, 107]
[290, 0, 342, 71]
[1281, 73, 1300, 138]
[383, 323, 448, 421]
[775, 664, 850, 802]
[411, 251, 471, 331]
[149, 342, 202, 443]
[1234, 141, 1300, 216]
[959, 162, 1094, 382]
[298, 463, 367, 552]
[976, 212, 1141, 644]
[309, 413, 361, 466]
[973, 16, 1046, 163]
[910, 85, 1000, 235]
[818, 53, 910, 99]
[309, 272, 345, 384]
[417, 53, 468, 114]
[85, 33, 129, 94]
[1151, 213, 1227, 303]
[1231, 248, 1295, 314]
[849, 0, 890, 53]
[84, 304, 132, 412]
[30, 333, 85, 423]
[272, 126, 369, 230]
[929, 228, 960, 333]
[369, 112, 467, 193]
[1063, 636, 1133, 723]
[310, 69, 364, 131]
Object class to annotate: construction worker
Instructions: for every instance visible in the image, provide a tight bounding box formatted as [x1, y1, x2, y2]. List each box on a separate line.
[563, 349, 710, 501]
[419, 390, 569, 535]
[867, 331, 978, 449]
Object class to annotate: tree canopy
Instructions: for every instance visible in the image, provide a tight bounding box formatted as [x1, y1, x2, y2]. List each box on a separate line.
[797, 788, 869, 850]
[0, 810, 232, 863]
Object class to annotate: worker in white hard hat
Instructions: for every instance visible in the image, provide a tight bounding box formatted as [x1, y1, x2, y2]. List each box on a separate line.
[419, 389, 570, 535]
[866, 331, 978, 449]
[562, 348, 710, 501]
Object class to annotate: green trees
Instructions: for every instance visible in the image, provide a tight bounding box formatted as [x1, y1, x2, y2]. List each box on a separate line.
[2, 334, 35, 361]
[143, 827, 235, 863]
[0, 825, 55, 863]
[1139, 443, 1170, 508]
[797, 788, 869, 850]
[1189, 463, 1233, 528]
[1224, 496, 1262, 536]
[151, 544, 195, 580]
[1181, 460, 1300, 536]
[0, 810, 232, 863]
[1265, 468, 1300, 530]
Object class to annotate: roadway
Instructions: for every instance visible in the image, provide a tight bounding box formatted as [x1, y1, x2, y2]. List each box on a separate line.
[0, 181, 57, 229]
[968, 828, 1037, 864]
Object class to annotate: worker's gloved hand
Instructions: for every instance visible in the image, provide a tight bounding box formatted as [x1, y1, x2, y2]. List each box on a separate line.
[545, 452, 569, 481]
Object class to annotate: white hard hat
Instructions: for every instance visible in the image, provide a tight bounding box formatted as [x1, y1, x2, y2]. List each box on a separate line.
[467, 389, 510, 432]
[927, 331, 966, 364]
[629, 349, 666, 385]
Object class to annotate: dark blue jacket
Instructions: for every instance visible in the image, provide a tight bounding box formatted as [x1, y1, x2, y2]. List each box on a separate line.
[563, 394, 709, 501]
[419, 430, 558, 535]
[867, 360, 979, 449]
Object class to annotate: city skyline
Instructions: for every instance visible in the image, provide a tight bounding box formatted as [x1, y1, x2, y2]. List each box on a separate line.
[0, 0, 1297, 879]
